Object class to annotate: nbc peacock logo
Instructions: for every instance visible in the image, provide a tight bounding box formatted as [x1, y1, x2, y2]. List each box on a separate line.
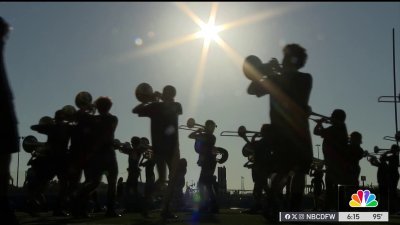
[349, 189, 378, 207]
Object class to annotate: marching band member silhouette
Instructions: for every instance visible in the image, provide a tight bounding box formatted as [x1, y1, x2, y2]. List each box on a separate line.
[313, 109, 348, 211]
[241, 124, 275, 214]
[0, 16, 20, 225]
[133, 84, 182, 219]
[137, 137, 156, 218]
[367, 150, 389, 212]
[67, 92, 97, 211]
[381, 144, 399, 214]
[310, 163, 325, 211]
[189, 120, 219, 214]
[30, 110, 72, 216]
[72, 96, 120, 218]
[121, 136, 141, 197]
[246, 44, 313, 219]
[345, 131, 364, 186]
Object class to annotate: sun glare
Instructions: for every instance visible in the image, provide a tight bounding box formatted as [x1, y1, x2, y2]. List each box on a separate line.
[197, 23, 222, 41]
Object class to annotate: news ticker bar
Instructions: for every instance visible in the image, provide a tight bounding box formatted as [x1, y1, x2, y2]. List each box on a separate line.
[279, 212, 388, 222]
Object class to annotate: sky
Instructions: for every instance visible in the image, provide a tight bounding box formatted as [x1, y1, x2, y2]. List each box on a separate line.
[0, 2, 399, 190]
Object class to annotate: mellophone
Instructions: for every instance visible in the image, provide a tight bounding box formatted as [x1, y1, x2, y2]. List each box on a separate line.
[179, 118, 229, 164]
[135, 82, 176, 104]
[22, 135, 47, 155]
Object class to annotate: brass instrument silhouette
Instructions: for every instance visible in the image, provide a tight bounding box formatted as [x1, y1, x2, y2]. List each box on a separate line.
[113, 139, 132, 153]
[383, 136, 397, 142]
[138, 138, 153, 160]
[220, 125, 260, 166]
[179, 118, 205, 131]
[181, 118, 228, 164]
[242, 55, 282, 82]
[220, 125, 260, 138]
[374, 146, 391, 154]
[75, 91, 96, 114]
[309, 112, 332, 124]
[61, 105, 77, 123]
[135, 82, 162, 104]
[377, 94, 400, 103]
[22, 135, 47, 155]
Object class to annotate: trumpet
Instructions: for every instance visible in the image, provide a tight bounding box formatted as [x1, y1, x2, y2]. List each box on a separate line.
[179, 118, 205, 131]
[309, 112, 332, 124]
[220, 125, 260, 138]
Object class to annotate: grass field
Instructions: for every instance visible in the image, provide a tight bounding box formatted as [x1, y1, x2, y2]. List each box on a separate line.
[16, 209, 400, 225]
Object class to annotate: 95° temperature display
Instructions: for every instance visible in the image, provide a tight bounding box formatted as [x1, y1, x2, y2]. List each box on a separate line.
[339, 212, 388, 222]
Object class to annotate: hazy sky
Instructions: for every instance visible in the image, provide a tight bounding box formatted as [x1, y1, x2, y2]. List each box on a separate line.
[1, 2, 399, 190]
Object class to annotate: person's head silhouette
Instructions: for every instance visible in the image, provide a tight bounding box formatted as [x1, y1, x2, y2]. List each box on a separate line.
[95, 96, 112, 115]
[205, 120, 217, 134]
[282, 44, 308, 71]
[162, 85, 176, 102]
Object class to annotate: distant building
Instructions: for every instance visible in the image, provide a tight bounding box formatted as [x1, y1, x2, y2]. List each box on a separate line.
[218, 166, 227, 193]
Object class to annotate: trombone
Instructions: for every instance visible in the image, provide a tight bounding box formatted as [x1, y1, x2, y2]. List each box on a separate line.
[179, 118, 205, 131]
[378, 95, 400, 103]
[220, 125, 260, 138]
[309, 112, 332, 124]
[373, 146, 391, 155]
[383, 136, 397, 142]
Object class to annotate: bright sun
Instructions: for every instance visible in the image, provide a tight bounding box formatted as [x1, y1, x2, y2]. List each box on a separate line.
[197, 22, 222, 41]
